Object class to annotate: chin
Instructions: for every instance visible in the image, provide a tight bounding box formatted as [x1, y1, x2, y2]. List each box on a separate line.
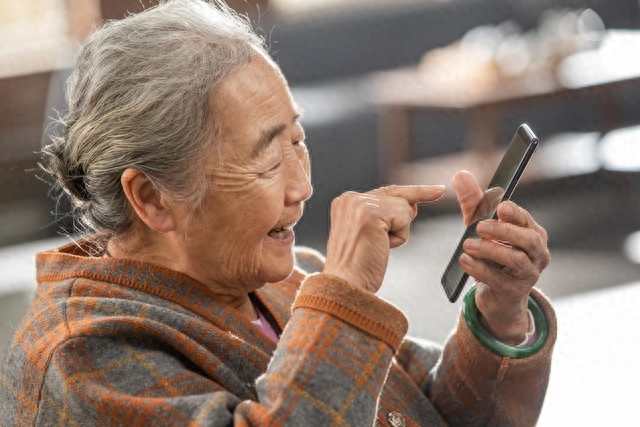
[262, 252, 295, 283]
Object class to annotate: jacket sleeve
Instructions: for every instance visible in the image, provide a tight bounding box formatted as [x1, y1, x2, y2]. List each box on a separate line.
[236, 273, 410, 425]
[396, 287, 557, 427]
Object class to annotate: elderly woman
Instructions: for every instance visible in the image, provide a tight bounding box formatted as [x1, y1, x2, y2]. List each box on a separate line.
[0, 1, 555, 426]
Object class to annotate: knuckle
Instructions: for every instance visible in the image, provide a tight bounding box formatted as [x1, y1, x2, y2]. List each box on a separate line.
[331, 193, 354, 214]
[532, 231, 551, 264]
[333, 191, 357, 205]
[540, 249, 552, 269]
[538, 226, 549, 244]
[525, 227, 541, 246]
[511, 250, 531, 272]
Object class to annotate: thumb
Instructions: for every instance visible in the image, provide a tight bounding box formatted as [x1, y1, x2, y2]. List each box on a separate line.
[453, 170, 483, 225]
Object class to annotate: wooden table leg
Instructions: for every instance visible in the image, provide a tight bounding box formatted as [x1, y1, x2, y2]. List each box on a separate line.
[378, 105, 411, 184]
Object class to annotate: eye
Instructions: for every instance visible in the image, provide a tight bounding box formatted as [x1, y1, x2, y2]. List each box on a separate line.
[268, 161, 282, 172]
[292, 122, 306, 149]
[258, 162, 281, 179]
[293, 139, 307, 152]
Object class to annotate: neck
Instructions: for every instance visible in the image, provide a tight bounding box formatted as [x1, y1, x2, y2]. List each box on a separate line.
[106, 230, 259, 321]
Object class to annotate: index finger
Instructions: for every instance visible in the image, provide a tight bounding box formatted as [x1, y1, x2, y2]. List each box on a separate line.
[370, 184, 446, 204]
[496, 201, 548, 244]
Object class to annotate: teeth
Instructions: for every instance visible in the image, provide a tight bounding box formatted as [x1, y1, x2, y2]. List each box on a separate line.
[268, 222, 296, 239]
[268, 220, 297, 238]
[269, 229, 288, 239]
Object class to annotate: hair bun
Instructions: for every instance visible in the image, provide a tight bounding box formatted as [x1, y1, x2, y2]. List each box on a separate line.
[66, 164, 91, 202]
[44, 140, 91, 203]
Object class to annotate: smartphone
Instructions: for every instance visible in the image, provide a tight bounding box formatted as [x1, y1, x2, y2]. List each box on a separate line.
[440, 123, 539, 303]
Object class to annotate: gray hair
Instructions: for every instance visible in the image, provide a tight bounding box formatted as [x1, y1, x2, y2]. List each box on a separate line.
[43, 0, 267, 236]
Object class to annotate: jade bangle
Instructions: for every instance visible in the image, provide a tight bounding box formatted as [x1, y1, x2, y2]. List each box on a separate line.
[462, 286, 548, 359]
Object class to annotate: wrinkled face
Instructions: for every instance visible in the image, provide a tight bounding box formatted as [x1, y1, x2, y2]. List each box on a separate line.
[177, 53, 312, 293]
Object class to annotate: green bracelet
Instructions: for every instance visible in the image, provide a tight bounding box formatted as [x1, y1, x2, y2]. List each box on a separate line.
[462, 286, 548, 359]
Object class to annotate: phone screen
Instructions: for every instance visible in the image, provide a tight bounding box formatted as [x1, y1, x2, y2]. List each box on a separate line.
[440, 124, 538, 302]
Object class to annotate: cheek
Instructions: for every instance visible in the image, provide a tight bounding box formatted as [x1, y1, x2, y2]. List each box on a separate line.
[225, 180, 285, 228]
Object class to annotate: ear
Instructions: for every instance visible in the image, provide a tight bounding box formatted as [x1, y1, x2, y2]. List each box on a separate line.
[120, 168, 176, 233]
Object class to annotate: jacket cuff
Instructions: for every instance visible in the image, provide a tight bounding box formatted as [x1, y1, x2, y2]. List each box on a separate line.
[293, 273, 408, 351]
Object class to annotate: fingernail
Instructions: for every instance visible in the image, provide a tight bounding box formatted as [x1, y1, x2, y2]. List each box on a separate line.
[501, 202, 514, 216]
[476, 221, 492, 234]
[465, 238, 480, 250]
[460, 253, 475, 265]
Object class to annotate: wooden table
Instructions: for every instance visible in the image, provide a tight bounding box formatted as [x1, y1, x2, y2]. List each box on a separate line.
[372, 30, 640, 195]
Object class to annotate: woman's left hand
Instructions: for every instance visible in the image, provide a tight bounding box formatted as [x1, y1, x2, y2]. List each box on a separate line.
[453, 170, 551, 344]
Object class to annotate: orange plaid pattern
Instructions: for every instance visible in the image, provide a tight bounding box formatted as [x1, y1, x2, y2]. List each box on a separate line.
[0, 239, 556, 426]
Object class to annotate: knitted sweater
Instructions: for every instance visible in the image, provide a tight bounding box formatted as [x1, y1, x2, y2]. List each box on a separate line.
[0, 239, 557, 426]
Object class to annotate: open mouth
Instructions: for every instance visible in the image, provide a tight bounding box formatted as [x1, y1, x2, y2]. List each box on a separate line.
[267, 225, 294, 240]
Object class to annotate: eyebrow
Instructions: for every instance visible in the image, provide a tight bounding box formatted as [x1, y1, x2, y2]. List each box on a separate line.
[250, 112, 303, 159]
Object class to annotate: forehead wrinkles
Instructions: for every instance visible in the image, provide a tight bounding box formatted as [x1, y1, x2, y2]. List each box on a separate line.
[210, 61, 287, 141]
[213, 56, 285, 114]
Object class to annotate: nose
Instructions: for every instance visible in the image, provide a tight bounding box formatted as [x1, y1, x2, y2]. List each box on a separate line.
[284, 147, 313, 205]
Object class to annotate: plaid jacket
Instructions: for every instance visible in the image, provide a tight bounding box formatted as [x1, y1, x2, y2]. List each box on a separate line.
[0, 239, 556, 426]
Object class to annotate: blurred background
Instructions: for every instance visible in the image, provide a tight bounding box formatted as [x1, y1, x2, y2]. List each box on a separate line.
[2, 0, 640, 424]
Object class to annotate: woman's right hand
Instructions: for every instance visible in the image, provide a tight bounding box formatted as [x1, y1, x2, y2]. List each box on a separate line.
[323, 185, 445, 293]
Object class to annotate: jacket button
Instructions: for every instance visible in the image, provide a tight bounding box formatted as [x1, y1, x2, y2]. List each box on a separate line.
[387, 411, 407, 427]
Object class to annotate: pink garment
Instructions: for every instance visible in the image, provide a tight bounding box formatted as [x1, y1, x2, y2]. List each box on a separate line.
[252, 308, 280, 344]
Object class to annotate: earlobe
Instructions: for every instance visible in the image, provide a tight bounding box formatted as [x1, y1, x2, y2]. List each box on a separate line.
[120, 168, 176, 233]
